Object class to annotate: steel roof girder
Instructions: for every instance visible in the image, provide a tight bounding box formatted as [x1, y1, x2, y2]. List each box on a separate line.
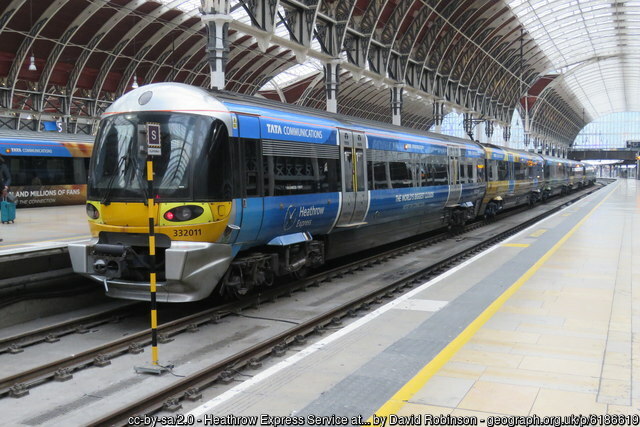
[115, 10, 196, 96]
[66, 0, 147, 106]
[241, 0, 278, 32]
[278, 0, 317, 48]
[0, 0, 26, 34]
[7, 0, 68, 109]
[314, 17, 338, 56]
[37, 0, 104, 100]
[91, 1, 199, 100]
[139, 17, 205, 84]
[343, 31, 367, 68]
[380, 0, 411, 46]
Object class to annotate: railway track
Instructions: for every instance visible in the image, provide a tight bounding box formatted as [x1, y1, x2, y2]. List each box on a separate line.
[0, 303, 139, 356]
[90, 182, 605, 425]
[0, 183, 604, 412]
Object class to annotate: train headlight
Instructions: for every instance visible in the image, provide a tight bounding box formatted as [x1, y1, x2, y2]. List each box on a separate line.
[163, 205, 204, 222]
[86, 203, 99, 220]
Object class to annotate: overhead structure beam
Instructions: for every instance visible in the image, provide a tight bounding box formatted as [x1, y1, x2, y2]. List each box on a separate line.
[201, 0, 232, 90]
[0, 0, 608, 144]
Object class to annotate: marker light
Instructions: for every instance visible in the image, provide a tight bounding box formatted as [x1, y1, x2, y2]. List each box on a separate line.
[86, 203, 99, 220]
[163, 205, 204, 222]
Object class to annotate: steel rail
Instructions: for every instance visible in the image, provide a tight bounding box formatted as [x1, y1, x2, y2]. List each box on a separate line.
[0, 183, 604, 401]
[0, 303, 140, 355]
[89, 183, 605, 425]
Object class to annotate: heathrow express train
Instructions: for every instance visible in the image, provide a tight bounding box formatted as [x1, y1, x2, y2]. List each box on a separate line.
[68, 83, 595, 302]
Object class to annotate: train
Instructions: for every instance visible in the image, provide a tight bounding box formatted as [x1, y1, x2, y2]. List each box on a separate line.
[68, 82, 596, 302]
[0, 132, 93, 207]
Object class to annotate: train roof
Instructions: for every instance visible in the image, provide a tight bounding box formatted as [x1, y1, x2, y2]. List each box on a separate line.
[213, 89, 483, 152]
[0, 129, 93, 158]
[0, 129, 93, 144]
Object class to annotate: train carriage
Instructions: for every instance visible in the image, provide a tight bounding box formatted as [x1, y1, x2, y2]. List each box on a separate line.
[480, 144, 544, 217]
[0, 131, 93, 207]
[69, 82, 583, 302]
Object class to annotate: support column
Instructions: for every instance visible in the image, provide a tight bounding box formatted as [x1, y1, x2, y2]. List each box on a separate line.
[201, 0, 231, 90]
[325, 59, 340, 114]
[463, 113, 474, 140]
[390, 83, 404, 126]
[433, 101, 443, 133]
[485, 120, 494, 143]
[503, 125, 511, 147]
[475, 120, 484, 142]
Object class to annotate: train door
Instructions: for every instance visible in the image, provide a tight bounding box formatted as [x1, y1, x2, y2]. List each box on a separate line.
[446, 146, 461, 206]
[335, 130, 369, 227]
[234, 114, 263, 244]
[507, 153, 516, 195]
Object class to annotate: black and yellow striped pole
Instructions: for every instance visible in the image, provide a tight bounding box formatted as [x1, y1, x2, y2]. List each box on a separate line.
[146, 157, 159, 366]
[135, 122, 166, 375]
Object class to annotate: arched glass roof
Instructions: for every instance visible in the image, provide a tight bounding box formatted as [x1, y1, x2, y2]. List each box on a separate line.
[573, 112, 640, 149]
[506, 0, 640, 120]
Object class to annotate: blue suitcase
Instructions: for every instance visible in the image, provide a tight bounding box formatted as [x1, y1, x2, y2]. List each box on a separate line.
[1, 199, 15, 223]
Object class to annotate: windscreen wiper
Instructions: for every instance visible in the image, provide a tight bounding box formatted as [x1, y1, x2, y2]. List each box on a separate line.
[101, 155, 127, 206]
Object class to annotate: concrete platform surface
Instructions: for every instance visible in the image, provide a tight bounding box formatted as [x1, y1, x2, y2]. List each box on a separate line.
[180, 179, 640, 423]
[0, 205, 89, 255]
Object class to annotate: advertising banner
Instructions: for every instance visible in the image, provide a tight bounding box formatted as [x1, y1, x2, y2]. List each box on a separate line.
[8, 184, 86, 208]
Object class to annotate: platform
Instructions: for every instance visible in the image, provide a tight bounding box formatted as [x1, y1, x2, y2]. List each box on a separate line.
[0, 205, 89, 256]
[185, 178, 638, 421]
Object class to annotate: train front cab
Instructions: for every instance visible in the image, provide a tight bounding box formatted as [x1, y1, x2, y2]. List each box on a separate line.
[69, 85, 240, 302]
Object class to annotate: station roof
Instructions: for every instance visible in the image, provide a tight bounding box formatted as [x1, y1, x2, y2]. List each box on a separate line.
[0, 0, 637, 146]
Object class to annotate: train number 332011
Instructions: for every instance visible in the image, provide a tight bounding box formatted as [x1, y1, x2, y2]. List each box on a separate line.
[172, 228, 202, 237]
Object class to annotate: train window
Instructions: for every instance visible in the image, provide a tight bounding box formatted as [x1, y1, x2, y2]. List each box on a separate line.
[263, 155, 338, 196]
[7, 157, 88, 186]
[467, 164, 474, 183]
[487, 160, 497, 181]
[458, 163, 466, 184]
[191, 120, 235, 201]
[432, 159, 448, 185]
[343, 149, 353, 192]
[369, 161, 390, 189]
[422, 162, 435, 187]
[514, 162, 526, 180]
[389, 161, 412, 188]
[417, 164, 426, 187]
[355, 150, 365, 192]
[499, 160, 505, 180]
[474, 159, 486, 182]
[242, 139, 261, 197]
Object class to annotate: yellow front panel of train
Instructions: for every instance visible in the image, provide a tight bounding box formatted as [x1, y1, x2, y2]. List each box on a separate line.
[86, 201, 231, 242]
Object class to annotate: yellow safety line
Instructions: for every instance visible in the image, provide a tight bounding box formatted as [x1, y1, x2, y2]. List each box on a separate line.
[368, 183, 618, 424]
[502, 243, 530, 247]
[528, 228, 547, 237]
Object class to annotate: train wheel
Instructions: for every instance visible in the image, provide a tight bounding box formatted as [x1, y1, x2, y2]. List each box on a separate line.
[221, 264, 245, 299]
[259, 259, 275, 287]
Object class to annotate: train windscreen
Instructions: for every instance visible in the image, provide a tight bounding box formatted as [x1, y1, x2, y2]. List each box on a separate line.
[89, 112, 219, 202]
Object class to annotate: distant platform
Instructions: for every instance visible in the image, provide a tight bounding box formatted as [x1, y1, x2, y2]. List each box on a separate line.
[0, 205, 90, 256]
